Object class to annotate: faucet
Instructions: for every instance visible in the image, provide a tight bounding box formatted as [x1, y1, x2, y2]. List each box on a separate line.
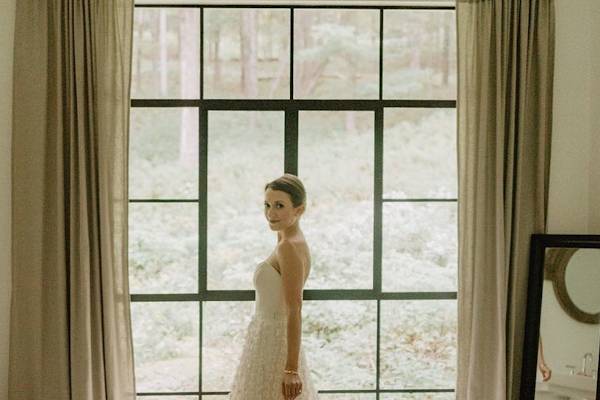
[580, 352, 593, 377]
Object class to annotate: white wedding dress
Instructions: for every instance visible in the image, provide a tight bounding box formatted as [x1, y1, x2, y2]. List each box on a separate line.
[229, 259, 319, 399]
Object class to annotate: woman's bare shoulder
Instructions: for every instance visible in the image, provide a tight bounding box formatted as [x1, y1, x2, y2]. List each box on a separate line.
[276, 239, 311, 266]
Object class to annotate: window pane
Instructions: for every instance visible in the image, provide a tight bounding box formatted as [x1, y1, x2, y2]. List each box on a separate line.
[204, 9, 290, 99]
[138, 397, 198, 400]
[132, 8, 200, 99]
[129, 4, 459, 397]
[381, 301, 457, 390]
[383, 108, 456, 199]
[130, 108, 199, 200]
[383, 10, 456, 100]
[294, 9, 379, 99]
[202, 302, 254, 392]
[207, 111, 284, 290]
[299, 111, 374, 289]
[129, 203, 198, 294]
[382, 202, 457, 292]
[304, 301, 377, 390]
[380, 394, 455, 400]
[131, 302, 199, 392]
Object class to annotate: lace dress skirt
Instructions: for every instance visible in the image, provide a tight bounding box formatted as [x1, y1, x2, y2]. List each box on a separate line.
[229, 314, 319, 400]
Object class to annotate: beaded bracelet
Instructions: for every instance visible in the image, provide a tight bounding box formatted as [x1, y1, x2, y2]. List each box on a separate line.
[284, 369, 299, 375]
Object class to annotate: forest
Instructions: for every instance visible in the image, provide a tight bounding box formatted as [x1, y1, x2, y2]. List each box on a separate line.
[129, 7, 457, 399]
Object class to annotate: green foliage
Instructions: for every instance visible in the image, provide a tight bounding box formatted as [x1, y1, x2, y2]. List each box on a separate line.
[129, 6, 457, 395]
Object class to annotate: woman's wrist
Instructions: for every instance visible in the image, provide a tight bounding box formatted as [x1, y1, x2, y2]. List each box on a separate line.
[284, 368, 299, 375]
[285, 362, 298, 371]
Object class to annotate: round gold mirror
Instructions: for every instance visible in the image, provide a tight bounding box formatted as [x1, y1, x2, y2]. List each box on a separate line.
[544, 247, 600, 324]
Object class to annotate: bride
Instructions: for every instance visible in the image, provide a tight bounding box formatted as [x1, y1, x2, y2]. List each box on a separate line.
[229, 173, 319, 400]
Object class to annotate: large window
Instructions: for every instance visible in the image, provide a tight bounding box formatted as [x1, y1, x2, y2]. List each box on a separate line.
[129, 3, 457, 399]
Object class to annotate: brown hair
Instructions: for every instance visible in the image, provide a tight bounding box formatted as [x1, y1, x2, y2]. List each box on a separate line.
[264, 173, 306, 209]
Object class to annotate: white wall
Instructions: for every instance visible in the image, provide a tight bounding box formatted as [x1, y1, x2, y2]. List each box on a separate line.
[590, 3, 600, 234]
[547, 1, 600, 233]
[0, 1, 16, 399]
[543, 0, 600, 382]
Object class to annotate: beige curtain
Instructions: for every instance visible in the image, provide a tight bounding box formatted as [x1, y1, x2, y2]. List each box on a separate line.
[9, 1, 135, 399]
[455, 1, 555, 399]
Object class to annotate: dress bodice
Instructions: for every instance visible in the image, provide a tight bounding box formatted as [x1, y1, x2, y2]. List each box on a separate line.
[253, 260, 287, 320]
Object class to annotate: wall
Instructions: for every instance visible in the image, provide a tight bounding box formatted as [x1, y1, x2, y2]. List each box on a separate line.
[589, 3, 600, 234]
[547, 2, 600, 233]
[543, 0, 600, 383]
[0, 1, 16, 399]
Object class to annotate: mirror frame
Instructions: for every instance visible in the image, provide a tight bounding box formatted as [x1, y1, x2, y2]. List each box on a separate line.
[520, 233, 600, 400]
[545, 247, 600, 324]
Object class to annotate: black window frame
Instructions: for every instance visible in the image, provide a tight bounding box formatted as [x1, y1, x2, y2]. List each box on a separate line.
[130, 3, 457, 398]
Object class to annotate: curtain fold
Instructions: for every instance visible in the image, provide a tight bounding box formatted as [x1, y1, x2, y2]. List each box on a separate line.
[9, 1, 136, 399]
[455, 1, 555, 399]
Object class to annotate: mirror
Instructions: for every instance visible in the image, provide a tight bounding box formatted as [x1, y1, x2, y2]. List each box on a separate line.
[520, 234, 600, 400]
[545, 247, 600, 324]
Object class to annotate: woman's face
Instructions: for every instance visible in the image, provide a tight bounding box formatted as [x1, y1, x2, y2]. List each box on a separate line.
[264, 188, 303, 230]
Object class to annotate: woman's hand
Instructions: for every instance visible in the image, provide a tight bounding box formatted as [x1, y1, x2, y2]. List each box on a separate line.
[539, 362, 552, 381]
[282, 371, 303, 400]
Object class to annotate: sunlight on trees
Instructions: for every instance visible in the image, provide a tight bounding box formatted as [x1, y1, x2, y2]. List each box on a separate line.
[129, 6, 457, 397]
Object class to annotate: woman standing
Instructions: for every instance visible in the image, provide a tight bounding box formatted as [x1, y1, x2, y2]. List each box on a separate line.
[229, 173, 319, 400]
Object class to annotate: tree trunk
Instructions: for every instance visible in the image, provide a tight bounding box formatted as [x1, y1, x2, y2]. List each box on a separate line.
[134, 12, 143, 93]
[214, 27, 222, 85]
[268, 11, 275, 59]
[442, 19, 450, 86]
[179, 10, 199, 168]
[240, 9, 258, 98]
[268, 39, 289, 98]
[295, 11, 331, 98]
[159, 9, 168, 96]
[343, 12, 358, 132]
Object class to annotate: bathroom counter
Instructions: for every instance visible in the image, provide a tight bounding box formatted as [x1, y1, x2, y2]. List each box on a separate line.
[535, 374, 596, 400]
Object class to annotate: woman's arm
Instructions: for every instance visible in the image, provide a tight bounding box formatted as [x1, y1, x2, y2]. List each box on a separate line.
[277, 241, 305, 371]
[538, 337, 552, 381]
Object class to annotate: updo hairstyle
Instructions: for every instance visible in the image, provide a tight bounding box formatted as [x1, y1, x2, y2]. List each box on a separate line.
[264, 173, 307, 209]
